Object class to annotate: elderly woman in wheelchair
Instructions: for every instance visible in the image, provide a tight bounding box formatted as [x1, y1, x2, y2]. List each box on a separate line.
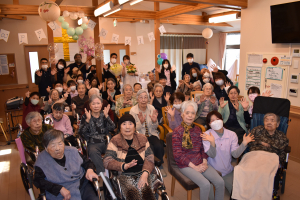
[33, 129, 99, 200]
[104, 114, 168, 200]
[232, 113, 289, 200]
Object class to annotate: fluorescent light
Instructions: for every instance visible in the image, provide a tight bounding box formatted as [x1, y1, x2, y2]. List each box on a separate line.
[118, 0, 130, 4]
[103, 5, 123, 17]
[78, 18, 82, 25]
[130, 0, 143, 6]
[209, 13, 240, 23]
[94, 1, 114, 17]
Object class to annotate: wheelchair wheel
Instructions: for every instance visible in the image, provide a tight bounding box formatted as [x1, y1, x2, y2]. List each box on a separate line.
[20, 163, 30, 193]
[281, 171, 286, 194]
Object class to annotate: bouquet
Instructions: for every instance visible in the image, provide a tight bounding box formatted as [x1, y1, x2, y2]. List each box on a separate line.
[126, 64, 137, 75]
[110, 64, 123, 77]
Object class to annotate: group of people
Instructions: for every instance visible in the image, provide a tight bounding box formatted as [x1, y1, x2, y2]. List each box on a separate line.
[19, 52, 289, 200]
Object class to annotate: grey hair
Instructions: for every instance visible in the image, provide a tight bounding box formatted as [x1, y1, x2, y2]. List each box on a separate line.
[25, 111, 43, 126]
[89, 94, 103, 104]
[153, 83, 164, 93]
[181, 100, 198, 113]
[50, 89, 59, 96]
[264, 113, 280, 124]
[136, 89, 149, 99]
[42, 129, 64, 148]
[123, 84, 133, 92]
[193, 81, 202, 88]
[203, 83, 214, 91]
[184, 74, 190, 79]
[88, 88, 100, 97]
[77, 83, 86, 90]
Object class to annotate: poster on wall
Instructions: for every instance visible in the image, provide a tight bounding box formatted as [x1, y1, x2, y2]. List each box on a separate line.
[247, 54, 263, 67]
[266, 67, 283, 80]
[245, 66, 262, 91]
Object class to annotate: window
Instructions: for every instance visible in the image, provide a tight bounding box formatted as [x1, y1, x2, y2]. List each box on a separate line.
[103, 50, 110, 65]
[119, 49, 126, 64]
[29, 52, 40, 83]
[224, 33, 240, 74]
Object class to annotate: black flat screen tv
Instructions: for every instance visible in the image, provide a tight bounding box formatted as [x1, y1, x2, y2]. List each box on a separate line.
[271, 1, 300, 43]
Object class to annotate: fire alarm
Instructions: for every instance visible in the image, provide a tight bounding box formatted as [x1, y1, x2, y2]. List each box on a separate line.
[263, 58, 267, 64]
[271, 57, 279, 66]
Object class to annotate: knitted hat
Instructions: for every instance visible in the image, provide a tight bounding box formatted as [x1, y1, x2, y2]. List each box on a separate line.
[118, 114, 136, 128]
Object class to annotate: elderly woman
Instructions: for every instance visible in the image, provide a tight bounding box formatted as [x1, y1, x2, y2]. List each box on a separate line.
[104, 114, 156, 200]
[165, 92, 185, 130]
[115, 84, 137, 116]
[71, 83, 89, 116]
[34, 129, 99, 200]
[192, 81, 202, 92]
[176, 74, 193, 94]
[20, 111, 53, 162]
[78, 94, 115, 174]
[147, 72, 159, 93]
[129, 89, 166, 176]
[102, 78, 121, 112]
[150, 83, 170, 124]
[218, 86, 251, 144]
[43, 89, 68, 114]
[195, 83, 218, 125]
[202, 111, 254, 195]
[232, 113, 289, 200]
[172, 101, 224, 200]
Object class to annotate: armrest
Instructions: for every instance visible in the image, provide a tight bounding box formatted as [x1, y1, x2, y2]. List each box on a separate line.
[162, 124, 173, 134]
[154, 156, 162, 167]
[285, 146, 291, 153]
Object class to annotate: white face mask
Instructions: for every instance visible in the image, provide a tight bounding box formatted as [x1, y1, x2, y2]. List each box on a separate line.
[42, 65, 48, 70]
[55, 87, 63, 93]
[203, 72, 210, 78]
[70, 86, 76, 91]
[216, 80, 224, 86]
[188, 58, 193, 63]
[210, 119, 223, 131]
[30, 99, 39, 105]
[163, 64, 168, 69]
[111, 58, 117, 64]
[173, 103, 181, 110]
[57, 64, 64, 70]
[77, 80, 83, 84]
[192, 73, 197, 78]
[203, 78, 210, 83]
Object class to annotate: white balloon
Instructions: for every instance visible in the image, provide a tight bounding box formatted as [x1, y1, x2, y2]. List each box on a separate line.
[78, 11, 85, 18]
[82, 17, 89, 24]
[63, 10, 70, 17]
[202, 28, 213, 39]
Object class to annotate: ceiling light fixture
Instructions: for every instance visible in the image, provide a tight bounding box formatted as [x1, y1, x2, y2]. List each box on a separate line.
[103, 5, 123, 17]
[130, 0, 143, 6]
[118, 0, 130, 4]
[94, 1, 114, 17]
[209, 13, 240, 23]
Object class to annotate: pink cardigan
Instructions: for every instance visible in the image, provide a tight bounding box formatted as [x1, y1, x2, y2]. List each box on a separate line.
[45, 114, 73, 136]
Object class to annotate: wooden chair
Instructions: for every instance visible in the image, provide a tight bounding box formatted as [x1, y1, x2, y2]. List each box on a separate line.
[161, 106, 172, 141]
[190, 91, 203, 101]
[166, 123, 206, 200]
[115, 94, 124, 101]
[119, 107, 132, 117]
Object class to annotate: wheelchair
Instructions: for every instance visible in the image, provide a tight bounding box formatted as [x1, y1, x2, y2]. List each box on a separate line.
[249, 96, 291, 199]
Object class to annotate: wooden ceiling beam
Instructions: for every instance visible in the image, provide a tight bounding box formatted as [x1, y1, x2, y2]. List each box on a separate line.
[205, 10, 240, 19]
[156, 3, 212, 19]
[0, 4, 95, 16]
[166, 0, 247, 9]
[104, 9, 156, 19]
[0, 14, 26, 20]
[143, 0, 198, 6]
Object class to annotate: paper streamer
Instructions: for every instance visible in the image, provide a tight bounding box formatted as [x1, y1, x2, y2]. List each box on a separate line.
[125, 36, 131, 46]
[0, 29, 10, 42]
[18, 33, 28, 45]
[35, 28, 47, 41]
[148, 32, 155, 42]
[99, 28, 108, 39]
[88, 20, 96, 30]
[111, 33, 119, 44]
[137, 36, 144, 45]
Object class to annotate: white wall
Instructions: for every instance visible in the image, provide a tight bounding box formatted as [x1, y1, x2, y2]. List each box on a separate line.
[207, 33, 220, 67]
[240, 0, 300, 106]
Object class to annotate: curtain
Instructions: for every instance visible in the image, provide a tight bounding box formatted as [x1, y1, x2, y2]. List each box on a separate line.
[219, 33, 227, 69]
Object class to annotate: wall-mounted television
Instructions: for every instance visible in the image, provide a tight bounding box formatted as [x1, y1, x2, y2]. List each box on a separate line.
[271, 1, 300, 43]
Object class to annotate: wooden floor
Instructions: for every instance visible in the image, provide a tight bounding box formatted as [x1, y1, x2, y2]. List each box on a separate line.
[1, 133, 300, 200]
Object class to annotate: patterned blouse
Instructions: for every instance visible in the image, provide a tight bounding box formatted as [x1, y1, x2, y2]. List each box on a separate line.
[115, 96, 137, 116]
[248, 125, 289, 165]
[78, 111, 115, 143]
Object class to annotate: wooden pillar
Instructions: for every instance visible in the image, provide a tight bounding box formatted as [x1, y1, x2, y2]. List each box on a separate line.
[47, 23, 55, 69]
[93, 0, 103, 83]
[154, 2, 160, 81]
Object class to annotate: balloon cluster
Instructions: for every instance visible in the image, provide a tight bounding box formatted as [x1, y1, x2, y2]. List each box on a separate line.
[58, 10, 89, 40]
[157, 53, 168, 65]
[94, 43, 104, 61]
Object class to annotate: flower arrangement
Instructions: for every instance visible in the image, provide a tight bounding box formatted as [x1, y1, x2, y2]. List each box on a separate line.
[126, 64, 137, 74]
[110, 64, 123, 77]
[78, 36, 95, 57]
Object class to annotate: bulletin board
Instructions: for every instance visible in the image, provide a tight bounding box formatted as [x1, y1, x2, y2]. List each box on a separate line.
[0, 53, 18, 85]
[246, 53, 289, 99]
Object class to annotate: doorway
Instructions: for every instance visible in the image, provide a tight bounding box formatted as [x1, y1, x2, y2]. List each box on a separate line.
[24, 45, 49, 92]
[103, 44, 130, 65]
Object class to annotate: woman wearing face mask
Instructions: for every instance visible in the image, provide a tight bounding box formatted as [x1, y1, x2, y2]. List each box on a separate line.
[189, 67, 201, 83]
[165, 92, 185, 130]
[22, 91, 42, 130]
[56, 59, 68, 82]
[213, 72, 231, 101]
[67, 80, 78, 99]
[77, 74, 84, 85]
[103, 53, 120, 91]
[201, 111, 255, 196]
[121, 55, 139, 87]
[247, 86, 273, 117]
[156, 59, 177, 91]
[200, 68, 212, 86]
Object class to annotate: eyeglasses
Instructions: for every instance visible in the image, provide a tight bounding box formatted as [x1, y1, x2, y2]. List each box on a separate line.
[138, 96, 148, 100]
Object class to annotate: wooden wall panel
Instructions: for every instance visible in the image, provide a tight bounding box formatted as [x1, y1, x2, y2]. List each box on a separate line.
[0, 54, 18, 85]
[287, 105, 300, 163]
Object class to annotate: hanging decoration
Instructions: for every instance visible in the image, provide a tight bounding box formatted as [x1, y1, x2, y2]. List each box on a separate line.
[78, 36, 96, 58]
[202, 28, 213, 39]
[38, 1, 61, 22]
[93, 42, 104, 61]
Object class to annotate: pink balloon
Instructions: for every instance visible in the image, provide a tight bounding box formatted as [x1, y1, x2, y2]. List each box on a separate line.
[160, 53, 168, 60]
